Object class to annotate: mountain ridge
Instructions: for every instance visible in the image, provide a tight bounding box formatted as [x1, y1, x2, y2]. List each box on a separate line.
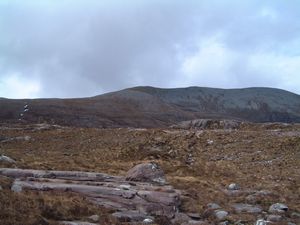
[1, 86, 300, 127]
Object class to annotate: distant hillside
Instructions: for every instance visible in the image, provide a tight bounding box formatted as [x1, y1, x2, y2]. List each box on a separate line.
[0, 86, 300, 127]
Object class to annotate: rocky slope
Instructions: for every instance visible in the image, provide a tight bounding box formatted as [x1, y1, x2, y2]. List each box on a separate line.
[0, 86, 300, 127]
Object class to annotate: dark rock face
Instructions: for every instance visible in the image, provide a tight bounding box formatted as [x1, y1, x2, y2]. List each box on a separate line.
[125, 162, 166, 184]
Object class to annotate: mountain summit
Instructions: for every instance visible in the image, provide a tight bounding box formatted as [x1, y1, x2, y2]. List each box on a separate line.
[1, 86, 300, 127]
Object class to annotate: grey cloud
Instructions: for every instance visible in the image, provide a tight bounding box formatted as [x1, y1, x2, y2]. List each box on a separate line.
[0, 0, 299, 98]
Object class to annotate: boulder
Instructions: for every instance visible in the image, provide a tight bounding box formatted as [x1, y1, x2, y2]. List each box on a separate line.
[269, 203, 288, 214]
[125, 162, 166, 184]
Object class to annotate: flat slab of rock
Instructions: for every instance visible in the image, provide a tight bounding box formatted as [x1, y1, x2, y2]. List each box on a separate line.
[0, 165, 182, 222]
[0, 168, 121, 182]
[231, 203, 262, 214]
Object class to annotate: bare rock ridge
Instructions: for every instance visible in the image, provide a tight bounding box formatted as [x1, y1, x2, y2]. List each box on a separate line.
[0, 163, 202, 224]
[0, 86, 300, 127]
[170, 119, 242, 130]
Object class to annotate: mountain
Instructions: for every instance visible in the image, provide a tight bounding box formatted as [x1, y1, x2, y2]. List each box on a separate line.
[1, 86, 300, 127]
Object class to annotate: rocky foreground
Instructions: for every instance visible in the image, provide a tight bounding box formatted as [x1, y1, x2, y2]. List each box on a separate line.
[0, 163, 193, 224]
[0, 162, 298, 225]
[0, 123, 299, 224]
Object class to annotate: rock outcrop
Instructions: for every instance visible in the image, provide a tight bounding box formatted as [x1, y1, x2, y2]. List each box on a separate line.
[0, 164, 203, 224]
[171, 119, 242, 130]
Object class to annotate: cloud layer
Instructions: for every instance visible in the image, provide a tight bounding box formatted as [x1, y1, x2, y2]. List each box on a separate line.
[0, 0, 300, 98]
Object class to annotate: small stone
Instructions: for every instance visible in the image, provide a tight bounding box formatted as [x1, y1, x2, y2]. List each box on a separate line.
[228, 183, 240, 190]
[207, 139, 214, 144]
[288, 222, 296, 225]
[267, 214, 283, 222]
[219, 221, 229, 225]
[88, 215, 99, 222]
[0, 185, 2, 191]
[119, 184, 131, 190]
[269, 203, 288, 214]
[207, 203, 221, 210]
[143, 218, 154, 223]
[0, 155, 16, 164]
[24, 136, 31, 141]
[214, 210, 228, 221]
[11, 180, 22, 192]
[255, 219, 268, 225]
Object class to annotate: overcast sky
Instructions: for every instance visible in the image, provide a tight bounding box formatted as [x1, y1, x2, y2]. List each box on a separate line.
[0, 0, 300, 98]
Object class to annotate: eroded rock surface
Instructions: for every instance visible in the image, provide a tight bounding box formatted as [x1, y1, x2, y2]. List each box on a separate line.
[0, 165, 200, 224]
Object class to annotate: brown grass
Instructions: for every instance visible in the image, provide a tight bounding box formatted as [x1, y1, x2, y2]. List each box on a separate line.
[0, 123, 300, 224]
